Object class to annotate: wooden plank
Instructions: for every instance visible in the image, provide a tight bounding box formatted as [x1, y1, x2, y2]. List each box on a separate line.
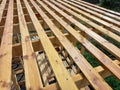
[0, 0, 13, 89]
[62, 0, 120, 34]
[0, 0, 120, 89]
[0, 15, 64, 36]
[74, 0, 120, 21]
[12, 32, 72, 57]
[12, 56, 120, 89]
[38, 0, 120, 81]
[44, 0, 120, 59]
[81, 86, 90, 90]
[36, 52, 51, 86]
[52, 0, 120, 43]
[69, 0, 120, 26]
[23, 0, 78, 90]
[12, 71, 20, 90]
[31, 0, 112, 89]
[0, 0, 7, 22]
[43, 59, 120, 90]
[16, 0, 43, 89]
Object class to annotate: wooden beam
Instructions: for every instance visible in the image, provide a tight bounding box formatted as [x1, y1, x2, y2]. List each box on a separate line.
[12, 59, 120, 90]
[16, 0, 43, 89]
[64, 0, 120, 33]
[40, 0, 120, 81]
[76, 0, 120, 21]
[44, 0, 120, 59]
[55, 0, 120, 43]
[23, 0, 78, 90]
[12, 71, 20, 90]
[42, 60, 120, 90]
[0, 0, 13, 89]
[32, 0, 112, 89]
[69, 0, 120, 26]
[0, 0, 7, 22]
[0, 16, 64, 36]
[0, 0, 120, 89]
[12, 34, 64, 57]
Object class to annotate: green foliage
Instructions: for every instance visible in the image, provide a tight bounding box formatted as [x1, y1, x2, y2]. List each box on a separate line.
[105, 76, 120, 90]
[102, 34, 120, 48]
[76, 42, 81, 50]
[83, 51, 100, 67]
[99, 0, 120, 12]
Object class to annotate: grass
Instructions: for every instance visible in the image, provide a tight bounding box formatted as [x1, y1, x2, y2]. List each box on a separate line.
[105, 76, 120, 90]
[76, 42, 100, 67]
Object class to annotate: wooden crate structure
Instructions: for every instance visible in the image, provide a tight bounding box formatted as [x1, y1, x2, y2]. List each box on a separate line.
[0, 0, 120, 90]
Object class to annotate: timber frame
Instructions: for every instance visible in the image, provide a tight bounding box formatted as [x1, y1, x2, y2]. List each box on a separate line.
[0, 0, 120, 90]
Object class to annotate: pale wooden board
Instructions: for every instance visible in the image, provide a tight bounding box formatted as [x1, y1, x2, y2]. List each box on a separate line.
[36, 52, 52, 86]
[78, 0, 120, 16]
[63, 0, 120, 34]
[23, 0, 78, 90]
[44, 59, 120, 90]
[55, 0, 120, 43]
[76, 0, 120, 21]
[0, 0, 7, 22]
[69, 0, 120, 26]
[0, 0, 120, 89]
[44, 0, 120, 59]
[0, 0, 13, 89]
[12, 71, 20, 90]
[31, 0, 112, 89]
[16, 0, 43, 89]
[39, 0, 120, 81]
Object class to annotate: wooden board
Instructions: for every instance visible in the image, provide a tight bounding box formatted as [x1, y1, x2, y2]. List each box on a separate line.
[0, 0, 120, 89]
[16, 0, 42, 89]
[0, 0, 13, 89]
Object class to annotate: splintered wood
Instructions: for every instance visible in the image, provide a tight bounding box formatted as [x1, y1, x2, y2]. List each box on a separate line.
[0, 0, 120, 90]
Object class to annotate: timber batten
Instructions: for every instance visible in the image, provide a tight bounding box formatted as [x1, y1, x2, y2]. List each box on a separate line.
[0, 0, 120, 90]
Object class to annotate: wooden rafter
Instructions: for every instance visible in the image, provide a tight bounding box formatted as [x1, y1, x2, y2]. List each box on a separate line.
[0, 0, 120, 90]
